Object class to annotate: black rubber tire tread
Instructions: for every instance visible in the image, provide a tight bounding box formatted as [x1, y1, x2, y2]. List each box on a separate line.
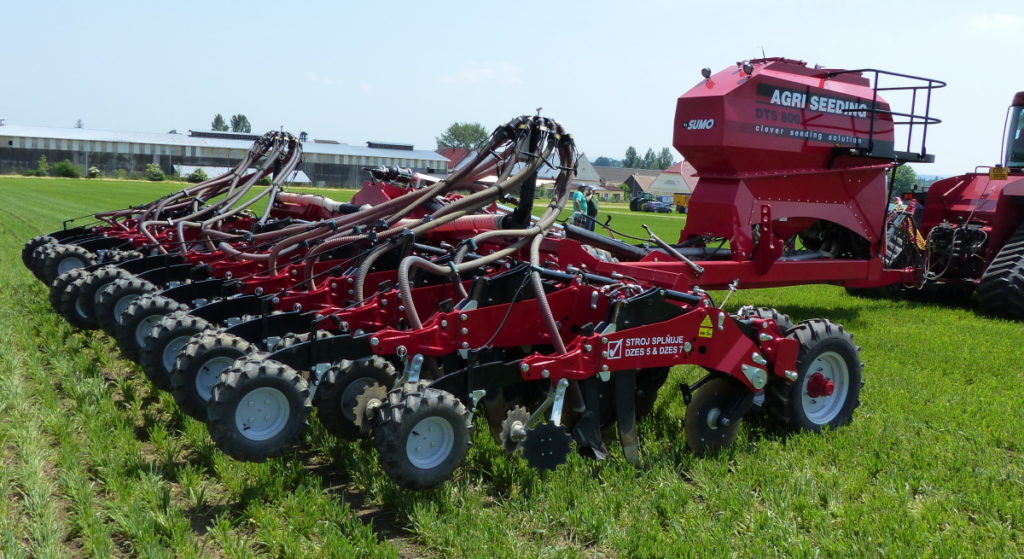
[49, 268, 89, 314]
[56, 276, 100, 329]
[30, 244, 58, 281]
[315, 356, 397, 441]
[373, 384, 470, 489]
[171, 332, 255, 420]
[114, 294, 188, 362]
[41, 244, 96, 285]
[23, 235, 56, 270]
[207, 358, 311, 462]
[765, 319, 862, 433]
[140, 311, 213, 390]
[742, 306, 795, 334]
[94, 276, 158, 335]
[977, 223, 1024, 320]
[684, 374, 745, 456]
[77, 266, 132, 324]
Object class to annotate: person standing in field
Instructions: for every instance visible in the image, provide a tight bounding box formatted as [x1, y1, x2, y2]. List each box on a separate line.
[586, 186, 599, 231]
[571, 183, 589, 228]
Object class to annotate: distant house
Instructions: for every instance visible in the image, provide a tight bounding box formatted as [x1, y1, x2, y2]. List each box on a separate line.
[438, 147, 601, 198]
[592, 165, 661, 202]
[648, 161, 698, 198]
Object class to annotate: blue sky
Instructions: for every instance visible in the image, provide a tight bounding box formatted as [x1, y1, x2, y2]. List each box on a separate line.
[3, 0, 1021, 175]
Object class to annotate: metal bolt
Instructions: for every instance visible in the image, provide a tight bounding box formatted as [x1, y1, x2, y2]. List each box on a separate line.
[461, 342, 469, 349]
[601, 351, 608, 358]
[541, 369, 550, 378]
[396, 346, 407, 357]
[785, 370, 799, 381]
[461, 327, 468, 335]
[441, 320, 448, 328]
[460, 313, 468, 321]
[331, 282, 337, 289]
[601, 337, 608, 344]
[720, 417, 731, 427]
[584, 344, 592, 352]
[381, 298, 388, 306]
[520, 363, 530, 372]
[370, 337, 380, 346]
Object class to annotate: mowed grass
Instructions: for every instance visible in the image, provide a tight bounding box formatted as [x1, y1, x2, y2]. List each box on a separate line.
[0, 176, 1021, 558]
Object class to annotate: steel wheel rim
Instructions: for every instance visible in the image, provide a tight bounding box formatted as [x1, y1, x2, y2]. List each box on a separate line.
[57, 256, 85, 276]
[135, 315, 164, 347]
[196, 356, 235, 402]
[406, 416, 454, 470]
[801, 350, 850, 424]
[74, 296, 88, 319]
[113, 294, 140, 325]
[340, 377, 376, 422]
[163, 335, 191, 373]
[234, 386, 290, 441]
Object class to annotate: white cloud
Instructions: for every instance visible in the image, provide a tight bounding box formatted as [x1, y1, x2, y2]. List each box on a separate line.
[965, 14, 1023, 32]
[441, 63, 522, 84]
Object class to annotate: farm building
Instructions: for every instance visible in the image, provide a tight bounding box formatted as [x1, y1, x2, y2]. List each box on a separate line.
[0, 124, 450, 186]
[648, 160, 698, 198]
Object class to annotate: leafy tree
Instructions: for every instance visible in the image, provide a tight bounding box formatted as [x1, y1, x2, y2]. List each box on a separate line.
[37, 155, 49, 176]
[145, 163, 165, 181]
[623, 146, 641, 168]
[891, 164, 917, 192]
[436, 122, 488, 150]
[51, 159, 81, 178]
[642, 148, 657, 169]
[115, 169, 128, 179]
[230, 114, 252, 133]
[655, 147, 674, 170]
[592, 156, 622, 167]
[187, 168, 208, 183]
[211, 114, 229, 131]
[87, 166, 101, 179]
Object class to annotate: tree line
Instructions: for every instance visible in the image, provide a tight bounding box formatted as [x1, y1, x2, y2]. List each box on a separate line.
[211, 113, 252, 133]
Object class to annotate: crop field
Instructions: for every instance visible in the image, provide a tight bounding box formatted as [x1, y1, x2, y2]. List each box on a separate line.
[0, 177, 1021, 558]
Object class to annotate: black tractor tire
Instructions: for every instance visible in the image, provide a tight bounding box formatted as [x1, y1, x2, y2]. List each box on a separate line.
[977, 223, 1024, 320]
[207, 358, 311, 462]
[140, 311, 212, 391]
[314, 356, 397, 441]
[94, 277, 158, 335]
[765, 319, 862, 433]
[171, 332, 255, 420]
[30, 243, 58, 281]
[77, 266, 133, 327]
[684, 374, 745, 456]
[41, 244, 96, 285]
[49, 268, 89, 314]
[22, 235, 56, 270]
[373, 383, 470, 490]
[113, 294, 188, 362]
[55, 276, 98, 329]
[740, 306, 795, 334]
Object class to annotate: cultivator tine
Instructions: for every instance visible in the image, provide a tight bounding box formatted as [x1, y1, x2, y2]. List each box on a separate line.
[614, 371, 640, 465]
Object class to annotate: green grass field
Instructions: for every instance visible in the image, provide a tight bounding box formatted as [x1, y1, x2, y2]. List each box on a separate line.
[1, 177, 1021, 558]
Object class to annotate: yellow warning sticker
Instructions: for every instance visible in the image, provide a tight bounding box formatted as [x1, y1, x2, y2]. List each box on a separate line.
[698, 315, 713, 338]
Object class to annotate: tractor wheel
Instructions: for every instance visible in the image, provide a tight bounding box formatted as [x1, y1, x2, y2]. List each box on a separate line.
[315, 356, 397, 441]
[765, 319, 862, 432]
[740, 306, 795, 333]
[94, 277, 158, 335]
[55, 276, 98, 329]
[49, 268, 89, 314]
[22, 235, 56, 270]
[373, 383, 470, 489]
[206, 358, 311, 462]
[171, 332, 254, 420]
[140, 311, 212, 390]
[30, 243, 58, 281]
[41, 244, 96, 285]
[77, 266, 132, 327]
[684, 374, 745, 456]
[113, 294, 188, 362]
[977, 223, 1024, 320]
